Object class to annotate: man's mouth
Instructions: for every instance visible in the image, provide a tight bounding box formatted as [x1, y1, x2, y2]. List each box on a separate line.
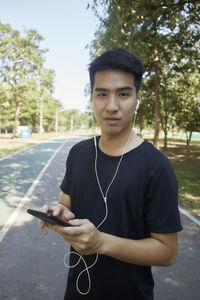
[104, 117, 120, 124]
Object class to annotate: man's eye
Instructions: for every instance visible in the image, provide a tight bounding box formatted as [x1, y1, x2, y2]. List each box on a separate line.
[97, 93, 106, 97]
[119, 93, 129, 98]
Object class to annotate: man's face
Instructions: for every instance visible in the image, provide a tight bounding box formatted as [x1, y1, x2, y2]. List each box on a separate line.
[91, 69, 138, 136]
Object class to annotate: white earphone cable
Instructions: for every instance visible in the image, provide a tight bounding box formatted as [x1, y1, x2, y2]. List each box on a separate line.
[63, 110, 138, 295]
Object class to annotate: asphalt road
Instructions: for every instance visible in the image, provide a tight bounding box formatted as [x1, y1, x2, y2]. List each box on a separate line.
[0, 134, 200, 300]
[0, 137, 70, 227]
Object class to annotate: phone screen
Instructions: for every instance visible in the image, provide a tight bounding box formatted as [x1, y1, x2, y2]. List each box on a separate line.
[27, 209, 71, 227]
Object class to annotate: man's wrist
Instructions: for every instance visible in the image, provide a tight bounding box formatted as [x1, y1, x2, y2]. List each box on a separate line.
[97, 232, 109, 255]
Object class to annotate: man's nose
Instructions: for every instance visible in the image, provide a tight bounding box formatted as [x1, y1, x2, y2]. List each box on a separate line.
[106, 94, 119, 112]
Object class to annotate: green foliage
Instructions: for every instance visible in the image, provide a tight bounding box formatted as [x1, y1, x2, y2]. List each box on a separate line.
[87, 0, 200, 146]
[59, 109, 95, 131]
[0, 22, 62, 134]
[42, 98, 61, 132]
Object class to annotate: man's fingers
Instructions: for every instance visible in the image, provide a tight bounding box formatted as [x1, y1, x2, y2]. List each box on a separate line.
[41, 205, 52, 213]
[52, 204, 75, 221]
[53, 205, 62, 216]
[69, 219, 89, 226]
[38, 219, 48, 235]
[40, 226, 48, 235]
[63, 211, 75, 221]
[48, 221, 87, 236]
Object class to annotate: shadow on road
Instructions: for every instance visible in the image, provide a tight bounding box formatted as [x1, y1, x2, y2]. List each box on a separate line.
[153, 214, 200, 300]
[0, 136, 200, 300]
[0, 137, 82, 300]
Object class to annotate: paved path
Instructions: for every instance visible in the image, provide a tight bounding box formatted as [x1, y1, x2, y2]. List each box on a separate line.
[0, 134, 84, 300]
[153, 212, 200, 299]
[0, 137, 68, 227]
[0, 134, 200, 300]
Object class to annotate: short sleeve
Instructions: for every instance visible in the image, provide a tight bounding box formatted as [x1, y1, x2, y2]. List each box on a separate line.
[144, 158, 183, 234]
[60, 148, 73, 195]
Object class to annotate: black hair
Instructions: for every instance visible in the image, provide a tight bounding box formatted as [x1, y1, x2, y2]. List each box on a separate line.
[88, 49, 144, 94]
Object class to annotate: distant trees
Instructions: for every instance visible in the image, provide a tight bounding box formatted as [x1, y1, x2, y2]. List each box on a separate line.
[175, 70, 200, 146]
[59, 109, 95, 131]
[0, 22, 62, 135]
[0, 22, 96, 135]
[1, 6, 199, 143]
[87, 0, 200, 147]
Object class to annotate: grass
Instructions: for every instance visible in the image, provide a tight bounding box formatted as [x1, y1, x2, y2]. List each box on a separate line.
[0, 132, 67, 158]
[1, 132, 200, 216]
[145, 137, 200, 216]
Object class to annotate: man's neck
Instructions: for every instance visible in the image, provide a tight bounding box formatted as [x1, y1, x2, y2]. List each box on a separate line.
[99, 129, 143, 157]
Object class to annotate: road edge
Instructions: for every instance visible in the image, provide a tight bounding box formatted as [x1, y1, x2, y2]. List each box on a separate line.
[0, 138, 68, 244]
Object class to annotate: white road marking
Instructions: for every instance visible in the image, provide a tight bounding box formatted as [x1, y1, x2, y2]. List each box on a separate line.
[0, 135, 69, 162]
[0, 138, 69, 244]
[179, 206, 200, 227]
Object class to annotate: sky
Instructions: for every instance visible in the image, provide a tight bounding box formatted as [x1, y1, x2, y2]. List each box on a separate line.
[0, 0, 99, 112]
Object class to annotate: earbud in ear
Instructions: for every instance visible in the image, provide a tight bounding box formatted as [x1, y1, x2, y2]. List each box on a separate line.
[136, 99, 140, 111]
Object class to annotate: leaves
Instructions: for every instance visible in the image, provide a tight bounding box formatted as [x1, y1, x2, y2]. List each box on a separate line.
[0, 22, 62, 134]
[88, 0, 200, 146]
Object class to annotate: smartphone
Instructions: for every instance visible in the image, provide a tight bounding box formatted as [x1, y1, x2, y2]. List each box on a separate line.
[27, 208, 71, 227]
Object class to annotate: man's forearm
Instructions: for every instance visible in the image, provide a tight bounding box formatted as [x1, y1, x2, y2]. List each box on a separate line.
[98, 232, 177, 267]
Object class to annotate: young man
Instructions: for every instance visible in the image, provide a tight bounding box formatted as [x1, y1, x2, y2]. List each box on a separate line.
[38, 49, 182, 300]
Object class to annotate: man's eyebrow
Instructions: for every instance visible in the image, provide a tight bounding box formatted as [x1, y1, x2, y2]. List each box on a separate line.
[95, 87, 109, 92]
[117, 86, 133, 91]
[94, 86, 133, 92]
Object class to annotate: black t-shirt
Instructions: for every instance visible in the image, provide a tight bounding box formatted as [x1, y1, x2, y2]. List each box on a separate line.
[60, 137, 182, 300]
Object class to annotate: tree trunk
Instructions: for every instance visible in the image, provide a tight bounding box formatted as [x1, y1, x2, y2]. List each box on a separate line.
[163, 112, 168, 150]
[186, 131, 192, 146]
[164, 126, 168, 149]
[163, 76, 168, 149]
[139, 125, 144, 137]
[13, 99, 20, 137]
[153, 48, 161, 148]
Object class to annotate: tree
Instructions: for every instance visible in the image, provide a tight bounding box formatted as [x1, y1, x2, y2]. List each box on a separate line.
[18, 80, 40, 131]
[0, 82, 12, 132]
[175, 71, 200, 146]
[43, 97, 62, 132]
[0, 22, 48, 135]
[59, 109, 80, 131]
[38, 68, 55, 133]
[88, 0, 200, 147]
[0, 22, 62, 135]
[137, 77, 155, 136]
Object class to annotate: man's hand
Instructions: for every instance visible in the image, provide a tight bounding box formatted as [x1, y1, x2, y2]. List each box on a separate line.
[47, 218, 104, 255]
[38, 204, 75, 235]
